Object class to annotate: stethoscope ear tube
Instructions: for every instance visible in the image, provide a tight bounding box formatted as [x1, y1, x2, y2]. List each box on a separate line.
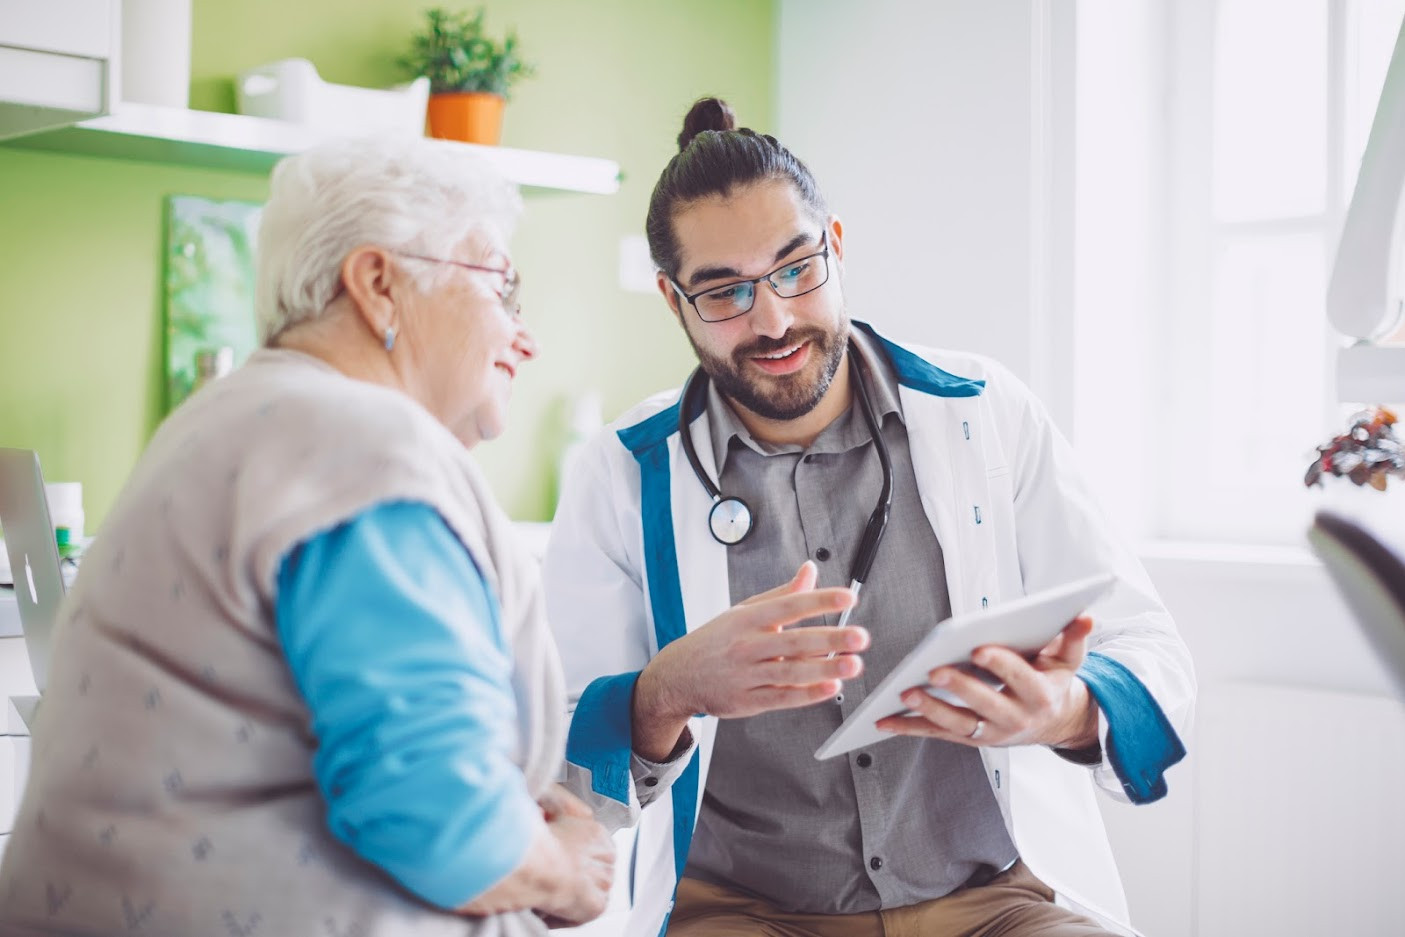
[679, 367, 722, 500]
[848, 346, 894, 588]
[851, 502, 890, 585]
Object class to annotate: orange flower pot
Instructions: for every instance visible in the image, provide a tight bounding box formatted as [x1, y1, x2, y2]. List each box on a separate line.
[426, 92, 506, 145]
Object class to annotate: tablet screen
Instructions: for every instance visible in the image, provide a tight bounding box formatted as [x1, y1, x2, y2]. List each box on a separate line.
[814, 572, 1117, 760]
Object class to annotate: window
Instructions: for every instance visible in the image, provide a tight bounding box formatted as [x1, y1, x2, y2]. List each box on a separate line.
[1093, 0, 1404, 544]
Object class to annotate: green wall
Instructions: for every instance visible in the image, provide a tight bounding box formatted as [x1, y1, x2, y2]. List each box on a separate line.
[0, 0, 775, 525]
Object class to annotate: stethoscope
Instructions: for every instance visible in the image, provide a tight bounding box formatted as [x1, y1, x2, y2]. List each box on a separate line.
[678, 339, 894, 627]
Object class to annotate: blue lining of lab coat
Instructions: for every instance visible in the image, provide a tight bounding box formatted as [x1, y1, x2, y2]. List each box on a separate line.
[1080, 651, 1187, 804]
[566, 671, 640, 803]
[853, 320, 987, 397]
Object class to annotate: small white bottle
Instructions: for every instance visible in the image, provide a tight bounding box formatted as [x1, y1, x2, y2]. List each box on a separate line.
[45, 481, 84, 563]
[192, 347, 235, 394]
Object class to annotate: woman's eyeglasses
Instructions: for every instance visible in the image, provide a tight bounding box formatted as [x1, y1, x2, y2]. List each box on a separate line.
[397, 252, 522, 318]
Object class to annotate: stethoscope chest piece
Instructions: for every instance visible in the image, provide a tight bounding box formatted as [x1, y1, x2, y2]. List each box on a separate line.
[708, 497, 754, 545]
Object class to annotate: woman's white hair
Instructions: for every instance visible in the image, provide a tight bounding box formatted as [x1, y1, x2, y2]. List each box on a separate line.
[256, 135, 522, 342]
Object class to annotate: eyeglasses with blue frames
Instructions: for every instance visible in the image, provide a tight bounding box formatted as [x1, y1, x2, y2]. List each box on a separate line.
[396, 252, 522, 318]
[671, 231, 831, 323]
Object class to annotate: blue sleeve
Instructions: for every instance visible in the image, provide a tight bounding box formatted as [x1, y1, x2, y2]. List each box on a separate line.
[566, 671, 643, 803]
[1081, 652, 1187, 804]
[275, 500, 542, 909]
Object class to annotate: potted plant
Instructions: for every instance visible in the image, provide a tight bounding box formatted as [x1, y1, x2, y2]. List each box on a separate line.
[400, 6, 534, 145]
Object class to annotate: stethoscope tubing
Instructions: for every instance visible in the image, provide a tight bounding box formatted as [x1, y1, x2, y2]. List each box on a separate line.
[678, 337, 895, 594]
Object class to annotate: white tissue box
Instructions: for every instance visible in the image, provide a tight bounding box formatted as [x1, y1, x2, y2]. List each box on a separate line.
[236, 58, 429, 137]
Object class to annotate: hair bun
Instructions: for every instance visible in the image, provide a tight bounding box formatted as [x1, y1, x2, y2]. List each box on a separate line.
[678, 97, 737, 151]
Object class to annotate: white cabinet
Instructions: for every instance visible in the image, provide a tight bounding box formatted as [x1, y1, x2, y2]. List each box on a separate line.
[0, 734, 29, 835]
[0, 0, 119, 140]
[0, 634, 38, 842]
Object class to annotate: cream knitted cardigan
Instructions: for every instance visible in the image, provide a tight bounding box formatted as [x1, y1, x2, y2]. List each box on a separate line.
[0, 349, 565, 937]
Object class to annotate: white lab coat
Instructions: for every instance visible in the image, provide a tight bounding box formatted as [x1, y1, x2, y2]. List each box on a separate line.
[545, 324, 1194, 937]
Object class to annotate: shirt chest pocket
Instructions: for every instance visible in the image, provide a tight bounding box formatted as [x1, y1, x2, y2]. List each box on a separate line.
[983, 466, 1017, 525]
[983, 465, 1013, 512]
[981, 466, 1020, 599]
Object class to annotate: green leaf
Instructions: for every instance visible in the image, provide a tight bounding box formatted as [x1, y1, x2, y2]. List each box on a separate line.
[400, 5, 535, 97]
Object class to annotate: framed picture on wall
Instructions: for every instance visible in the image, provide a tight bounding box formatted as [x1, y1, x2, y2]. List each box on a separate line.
[163, 195, 261, 411]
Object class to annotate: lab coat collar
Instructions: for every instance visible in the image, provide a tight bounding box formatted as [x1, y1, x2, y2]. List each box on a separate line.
[698, 321, 931, 473]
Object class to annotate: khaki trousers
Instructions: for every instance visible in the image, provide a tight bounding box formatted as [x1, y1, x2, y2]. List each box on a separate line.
[667, 861, 1119, 937]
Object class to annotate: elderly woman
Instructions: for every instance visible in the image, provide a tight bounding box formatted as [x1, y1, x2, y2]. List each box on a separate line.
[0, 138, 612, 935]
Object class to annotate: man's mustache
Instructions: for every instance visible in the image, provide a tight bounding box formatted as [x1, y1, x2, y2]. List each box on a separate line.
[734, 328, 828, 360]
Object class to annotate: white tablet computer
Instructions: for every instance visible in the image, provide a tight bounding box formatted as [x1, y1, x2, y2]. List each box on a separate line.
[814, 572, 1117, 760]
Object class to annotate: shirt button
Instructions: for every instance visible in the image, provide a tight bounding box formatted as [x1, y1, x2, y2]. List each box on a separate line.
[856, 753, 872, 768]
[870, 856, 883, 871]
[815, 547, 832, 561]
[643, 777, 658, 787]
[804, 454, 815, 463]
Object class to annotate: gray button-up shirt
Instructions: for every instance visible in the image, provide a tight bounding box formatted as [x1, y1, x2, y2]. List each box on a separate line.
[682, 328, 1018, 913]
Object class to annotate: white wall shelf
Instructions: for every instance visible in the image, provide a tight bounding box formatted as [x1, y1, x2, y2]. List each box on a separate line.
[2, 101, 622, 194]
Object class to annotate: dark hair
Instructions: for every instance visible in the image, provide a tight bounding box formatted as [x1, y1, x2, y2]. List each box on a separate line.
[646, 96, 829, 279]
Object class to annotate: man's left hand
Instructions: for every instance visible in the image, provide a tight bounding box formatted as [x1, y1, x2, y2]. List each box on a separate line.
[875, 616, 1099, 750]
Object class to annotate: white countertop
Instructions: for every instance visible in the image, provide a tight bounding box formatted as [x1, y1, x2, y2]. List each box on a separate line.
[0, 593, 18, 639]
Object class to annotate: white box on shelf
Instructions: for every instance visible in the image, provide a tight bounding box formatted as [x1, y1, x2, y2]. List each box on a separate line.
[121, 0, 192, 109]
[236, 58, 428, 138]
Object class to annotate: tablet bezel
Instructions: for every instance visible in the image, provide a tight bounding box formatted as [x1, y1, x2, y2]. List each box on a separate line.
[813, 572, 1118, 760]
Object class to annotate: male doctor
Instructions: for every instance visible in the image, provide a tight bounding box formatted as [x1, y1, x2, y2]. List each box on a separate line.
[545, 98, 1194, 937]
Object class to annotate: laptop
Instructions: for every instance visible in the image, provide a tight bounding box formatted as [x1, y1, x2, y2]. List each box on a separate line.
[0, 448, 67, 725]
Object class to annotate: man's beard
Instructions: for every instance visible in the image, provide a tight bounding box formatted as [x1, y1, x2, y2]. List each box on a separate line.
[687, 318, 850, 422]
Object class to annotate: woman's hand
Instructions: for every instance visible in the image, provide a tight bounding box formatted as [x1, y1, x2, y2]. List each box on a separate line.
[457, 799, 614, 925]
[533, 811, 615, 926]
[537, 783, 593, 821]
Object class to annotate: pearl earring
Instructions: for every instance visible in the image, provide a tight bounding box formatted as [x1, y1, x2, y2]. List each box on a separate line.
[383, 326, 396, 352]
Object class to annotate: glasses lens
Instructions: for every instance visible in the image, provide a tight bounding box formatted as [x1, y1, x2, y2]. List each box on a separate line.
[768, 252, 828, 298]
[501, 268, 521, 317]
[695, 280, 756, 321]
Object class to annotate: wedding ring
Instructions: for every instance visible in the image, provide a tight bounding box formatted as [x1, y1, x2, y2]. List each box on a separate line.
[968, 719, 985, 741]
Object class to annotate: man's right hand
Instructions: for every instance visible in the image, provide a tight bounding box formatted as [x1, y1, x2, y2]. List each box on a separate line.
[631, 561, 868, 761]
